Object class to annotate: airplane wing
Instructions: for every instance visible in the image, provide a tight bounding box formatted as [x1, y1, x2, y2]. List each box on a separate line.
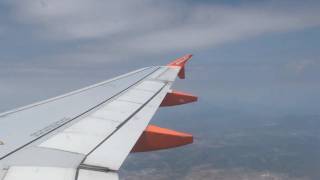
[0, 54, 197, 180]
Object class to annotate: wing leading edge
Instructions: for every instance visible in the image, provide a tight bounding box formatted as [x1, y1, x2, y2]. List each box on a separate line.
[0, 54, 197, 180]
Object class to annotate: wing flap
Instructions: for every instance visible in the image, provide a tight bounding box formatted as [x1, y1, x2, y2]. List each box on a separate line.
[78, 169, 118, 180]
[118, 89, 155, 104]
[135, 80, 165, 92]
[39, 118, 119, 154]
[37, 70, 170, 157]
[3, 166, 119, 180]
[92, 100, 141, 123]
[82, 83, 171, 170]
[3, 166, 75, 180]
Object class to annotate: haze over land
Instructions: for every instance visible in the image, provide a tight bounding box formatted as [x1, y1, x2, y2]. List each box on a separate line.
[1, 0, 320, 179]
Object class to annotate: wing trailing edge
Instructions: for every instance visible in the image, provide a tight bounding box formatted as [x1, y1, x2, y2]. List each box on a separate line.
[132, 54, 197, 153]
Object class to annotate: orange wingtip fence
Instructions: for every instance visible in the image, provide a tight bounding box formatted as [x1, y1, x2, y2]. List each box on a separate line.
[167, 54, 193, 79]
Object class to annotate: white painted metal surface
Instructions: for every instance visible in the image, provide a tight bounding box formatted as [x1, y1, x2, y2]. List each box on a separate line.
[78, 170, 118, 180]
[147, 67, 168, 79]
[39, 117, 119, 154]
[0, 67, 158, 159]
[0, 63, 183, 180]
[3, 166, 76, 180]
[118, 89, 155, 104]
[39, 78, 165, 155]
[157, 67, 180, 82]
[83, 83, 171, 170]
[92, 100, 141, 123]
[135, 80, 165, 92]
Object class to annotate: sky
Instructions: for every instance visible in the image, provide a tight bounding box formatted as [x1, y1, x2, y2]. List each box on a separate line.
[1, 0, 320, 179]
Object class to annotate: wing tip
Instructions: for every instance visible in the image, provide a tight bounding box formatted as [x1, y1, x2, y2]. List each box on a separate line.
[167, 54, 193, 67]
[167, 54, 193, 79]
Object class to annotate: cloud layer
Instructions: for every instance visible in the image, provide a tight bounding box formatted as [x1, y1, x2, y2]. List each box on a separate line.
[4, 0, 320, 64]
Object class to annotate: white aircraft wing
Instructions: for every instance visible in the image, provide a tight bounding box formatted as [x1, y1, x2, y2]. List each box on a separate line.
[0, 54, 196, 180]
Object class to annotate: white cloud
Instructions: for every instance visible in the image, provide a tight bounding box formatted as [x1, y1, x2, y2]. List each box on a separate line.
[123, 6, 320, 53]
[9, 0, 180, 40]
[4, 0, 320, 63]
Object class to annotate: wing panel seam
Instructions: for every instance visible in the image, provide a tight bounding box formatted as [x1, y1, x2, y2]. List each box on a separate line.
[0, 67, 153, 118]
[75, 82, 168, 178]
[0, 67, 161, 161]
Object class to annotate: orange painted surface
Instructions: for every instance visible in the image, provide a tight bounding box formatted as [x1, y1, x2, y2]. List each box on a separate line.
[160, 90, 198, 107]
[167, 54, 193, 79]
[131, 125, 193, 153]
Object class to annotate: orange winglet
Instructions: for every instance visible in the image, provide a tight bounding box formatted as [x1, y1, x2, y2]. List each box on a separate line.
[160, 90, 198, 107]
[167, 54, 193, 79]
[131, 125, 193, 153]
